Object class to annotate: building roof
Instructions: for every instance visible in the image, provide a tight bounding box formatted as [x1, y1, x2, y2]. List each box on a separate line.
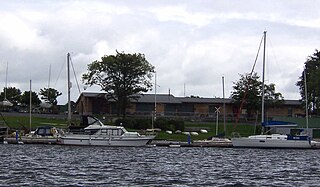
[177, 97, 233, 104]
[283, 99, 302, 105]
[77, 92, 301, 106]
[133, 94, 181, 104]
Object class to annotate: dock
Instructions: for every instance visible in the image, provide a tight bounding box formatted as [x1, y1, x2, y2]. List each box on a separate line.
[150, 140, 233, 147]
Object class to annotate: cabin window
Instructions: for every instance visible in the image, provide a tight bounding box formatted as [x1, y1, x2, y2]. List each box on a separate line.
[85, 129, 99, 135]
[112, 129, 119, 136]
[107, 129, 112, 135]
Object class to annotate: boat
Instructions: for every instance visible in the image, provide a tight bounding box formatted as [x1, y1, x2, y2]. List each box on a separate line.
[60, 53, 154, 146]
[60, 115, 155, 146]
[231, 31, 313, 149]
[193, 137, 232, 147]
[5, 126, 63, 144]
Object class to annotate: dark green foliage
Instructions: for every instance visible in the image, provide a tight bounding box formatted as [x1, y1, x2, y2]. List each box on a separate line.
[296, 49, 320, 115]
[114, 117, 185, 131]
[115, 118, 136, 129]
[169, 119, 185, 131]
[39, 87, 62, 105]
[115, 118, 151, 129]
[155, 118, 185, 131]
[82, 51, 155, 117]
[0, 87, 22, 106]
[231, 72, 284, 117]
[20, 91, 41, 106]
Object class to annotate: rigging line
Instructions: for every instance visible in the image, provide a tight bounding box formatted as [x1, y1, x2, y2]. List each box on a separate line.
[267, 36, 281, 82]
[54, 58, 66, 88]
[233, 33, 264, 130]
[47, 64, 51, 100]
[69, 55, 82, 94]
[4, 62, 8, 99]
[250, 35, 264, 75]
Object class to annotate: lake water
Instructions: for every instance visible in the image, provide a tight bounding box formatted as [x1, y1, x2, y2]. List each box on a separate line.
[1, 144, 320, 186]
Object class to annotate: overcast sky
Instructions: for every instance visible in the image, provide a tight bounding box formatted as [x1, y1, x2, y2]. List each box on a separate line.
[1, 0, 319, 104]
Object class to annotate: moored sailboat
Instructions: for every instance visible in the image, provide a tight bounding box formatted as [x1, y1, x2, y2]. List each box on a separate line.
[231, 31, 313, 149]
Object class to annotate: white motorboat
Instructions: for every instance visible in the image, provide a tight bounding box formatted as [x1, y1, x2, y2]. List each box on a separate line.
[60, 115, 155, 146]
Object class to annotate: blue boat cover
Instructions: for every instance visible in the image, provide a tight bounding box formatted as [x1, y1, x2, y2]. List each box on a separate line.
[262, 120, 298, 127]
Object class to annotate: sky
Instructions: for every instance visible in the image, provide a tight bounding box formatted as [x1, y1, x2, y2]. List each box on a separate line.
[0, 0, 319, 104]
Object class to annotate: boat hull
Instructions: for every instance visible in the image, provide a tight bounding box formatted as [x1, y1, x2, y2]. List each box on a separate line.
[231, 137, 312, 148]
[60, 135, 155, 147]
[5, 137, 60, 144]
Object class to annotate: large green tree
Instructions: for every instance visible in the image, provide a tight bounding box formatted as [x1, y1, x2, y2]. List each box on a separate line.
[231, 72, 284, 118]
[39, 88, 62, 106]
[82, 51, 155, 117]
[296, 49, 320, 115]
[0, 87, 21, 106]
[20, 91, 41, 107]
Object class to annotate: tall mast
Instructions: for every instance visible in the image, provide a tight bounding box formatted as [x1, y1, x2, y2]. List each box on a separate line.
[67, 53, 71, 126]
[261, 31, 267, 131]
[222, 76, 226, 133]
[4, 62, 8, 99]
[304, 70, 309, 135]
[29, 80, 32, 132]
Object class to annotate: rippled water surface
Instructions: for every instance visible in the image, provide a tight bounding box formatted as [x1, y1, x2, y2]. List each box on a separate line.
[1, 144, 320, 186]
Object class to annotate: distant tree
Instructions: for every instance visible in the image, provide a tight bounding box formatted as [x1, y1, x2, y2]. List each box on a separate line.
[82, 51, 155, 117]
[0, 87, 22, 106]
[231, 72, 283, 117]
[296, 49, 320, 115]
[39, 88, 62, 105]
[20, 91, 41, 107]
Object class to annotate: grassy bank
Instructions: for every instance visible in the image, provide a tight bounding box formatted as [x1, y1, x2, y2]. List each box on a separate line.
[0, 114, 260, 140]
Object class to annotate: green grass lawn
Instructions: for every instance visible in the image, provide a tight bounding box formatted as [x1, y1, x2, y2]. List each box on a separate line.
[155, 121, 260, 141]
[1, 116, 68, 131]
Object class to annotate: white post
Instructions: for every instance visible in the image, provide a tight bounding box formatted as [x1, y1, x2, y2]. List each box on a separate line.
[215, 107, 220, 136]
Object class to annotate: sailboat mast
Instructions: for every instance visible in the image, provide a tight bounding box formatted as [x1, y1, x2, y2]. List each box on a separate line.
[29, 80, 32, 132]
[261, 31, 267, 129]
[67, 53, 72, 126]
[304, 70, 309, 135]
[4, 62, 8, 99]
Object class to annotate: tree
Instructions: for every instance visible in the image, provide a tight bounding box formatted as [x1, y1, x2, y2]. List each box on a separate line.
[231, 72, 284, 118]
[39, 88, 62, 105]
[82, 51, 155, 117]
[0, 87, 22, 106]
[296, 49, 320, 115]
[20, 91, 41, 107]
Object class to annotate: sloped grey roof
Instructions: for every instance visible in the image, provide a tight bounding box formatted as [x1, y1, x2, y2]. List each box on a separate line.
[78, 92, 301, 106]
[283, 100, 302, 105]
[133, 94, 181, 104]
[177, 97, 233, 104]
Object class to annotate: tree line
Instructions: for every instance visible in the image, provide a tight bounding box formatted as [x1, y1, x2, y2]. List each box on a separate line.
[0, 87, 62, 111]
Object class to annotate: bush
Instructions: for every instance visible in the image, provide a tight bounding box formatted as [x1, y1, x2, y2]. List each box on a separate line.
[155, 118, 185, 131]
[115, 118, 136, 129]
[135, 118, 151, 129]
[115, 118, 151, 130]
[169, 119, 185, 131]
